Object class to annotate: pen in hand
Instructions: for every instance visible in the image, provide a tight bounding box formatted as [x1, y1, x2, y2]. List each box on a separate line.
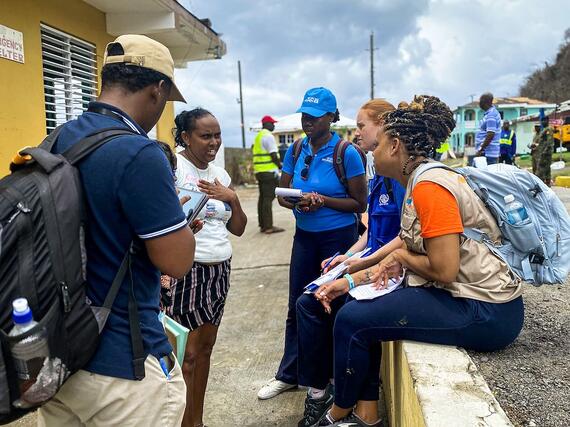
[321, 251, 340, 274]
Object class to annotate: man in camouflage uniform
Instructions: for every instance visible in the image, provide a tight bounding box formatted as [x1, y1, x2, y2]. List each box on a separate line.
[536, 117, 554, 186]
[529, 125, 540, 174]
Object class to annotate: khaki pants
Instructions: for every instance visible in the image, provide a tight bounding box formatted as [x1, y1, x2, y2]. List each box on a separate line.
[38, 355, 185, 427]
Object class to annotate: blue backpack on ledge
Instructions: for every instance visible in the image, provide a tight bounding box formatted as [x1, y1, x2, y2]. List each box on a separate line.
[415, 163, 570, 285]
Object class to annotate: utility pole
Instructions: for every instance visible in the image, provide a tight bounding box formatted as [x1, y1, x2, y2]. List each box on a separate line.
[367, 31, 378, 99]
[237, 60, 246, 148]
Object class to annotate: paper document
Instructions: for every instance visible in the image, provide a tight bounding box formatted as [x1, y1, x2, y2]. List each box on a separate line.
[275, 187, 302, 198]
[348, 276, 403, 300]
[304, 248, 371, 293]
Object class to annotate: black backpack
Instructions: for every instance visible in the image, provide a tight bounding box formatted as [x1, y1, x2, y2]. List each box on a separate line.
[0, 127, 147, 423]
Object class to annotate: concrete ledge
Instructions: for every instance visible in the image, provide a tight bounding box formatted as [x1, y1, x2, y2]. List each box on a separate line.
[381, 341, 512, 427]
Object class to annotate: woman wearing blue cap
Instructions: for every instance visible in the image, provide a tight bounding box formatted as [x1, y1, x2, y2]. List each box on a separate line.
[257, 87, 368, 402]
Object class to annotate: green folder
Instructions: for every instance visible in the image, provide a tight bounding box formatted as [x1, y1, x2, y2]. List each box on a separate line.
[163, 315, 189, 363]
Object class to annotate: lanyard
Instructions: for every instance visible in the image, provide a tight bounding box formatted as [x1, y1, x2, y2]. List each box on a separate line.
[87, 105, 141, 134]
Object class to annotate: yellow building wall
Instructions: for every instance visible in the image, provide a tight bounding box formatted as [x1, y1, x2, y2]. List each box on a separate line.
[0, 0, 176, 176]
[381, 341, 426, 427]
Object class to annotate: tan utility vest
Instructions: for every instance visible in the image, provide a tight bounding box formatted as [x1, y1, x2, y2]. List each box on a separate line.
[400, 166, 523, 303]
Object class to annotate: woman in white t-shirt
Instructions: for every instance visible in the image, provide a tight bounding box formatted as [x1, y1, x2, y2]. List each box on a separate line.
[170, 108, 247, 427]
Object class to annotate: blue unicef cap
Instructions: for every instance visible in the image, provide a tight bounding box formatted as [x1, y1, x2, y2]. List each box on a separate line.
[12, 298, 33, 324]
[296, 87, 337, 118]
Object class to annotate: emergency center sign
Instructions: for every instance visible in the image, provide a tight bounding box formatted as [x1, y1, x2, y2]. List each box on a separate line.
[0, 24, 24, 64]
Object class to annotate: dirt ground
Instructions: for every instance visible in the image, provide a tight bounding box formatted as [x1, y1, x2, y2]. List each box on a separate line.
[468, 187, 570, 427]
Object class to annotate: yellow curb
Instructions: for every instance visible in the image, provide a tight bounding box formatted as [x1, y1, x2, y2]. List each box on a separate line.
[555, 176, 570, 187]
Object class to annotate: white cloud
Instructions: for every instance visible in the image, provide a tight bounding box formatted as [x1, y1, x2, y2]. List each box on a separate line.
[174, 0, 568, 147]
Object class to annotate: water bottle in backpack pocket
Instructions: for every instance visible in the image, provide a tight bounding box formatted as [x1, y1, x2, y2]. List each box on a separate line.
[499, 194, 542, 254]
[5, 299, 69, 410]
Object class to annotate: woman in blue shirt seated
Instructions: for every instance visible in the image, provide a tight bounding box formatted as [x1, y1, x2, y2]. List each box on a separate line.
[295, 99, 405, 427]
[322, 99, 406, 276]
[257, 87, 368, 401]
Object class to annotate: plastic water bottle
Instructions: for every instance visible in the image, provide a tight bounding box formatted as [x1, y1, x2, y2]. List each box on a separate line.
[8, 298, 49, 393]
[504, 194, 529, 225]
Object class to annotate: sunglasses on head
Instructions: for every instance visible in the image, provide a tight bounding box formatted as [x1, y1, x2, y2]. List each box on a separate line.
[300, 155, 313, 180]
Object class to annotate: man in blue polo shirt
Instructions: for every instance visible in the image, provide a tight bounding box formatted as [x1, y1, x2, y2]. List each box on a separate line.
[38, 35, 196, 426]
[475, 92, 501, 164]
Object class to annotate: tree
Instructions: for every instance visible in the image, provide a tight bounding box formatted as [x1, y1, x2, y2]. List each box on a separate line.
[520, 29, 570, 103]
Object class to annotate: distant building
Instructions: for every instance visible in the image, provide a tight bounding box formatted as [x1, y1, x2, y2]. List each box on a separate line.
[510, 99, 570, 153]
[451, 97, 555, 155]
[0, 0, 226, 175]
[249, 113, 357, 147]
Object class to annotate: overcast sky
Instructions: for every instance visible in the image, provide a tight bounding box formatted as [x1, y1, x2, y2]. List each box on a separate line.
[173, 0, 569, 147]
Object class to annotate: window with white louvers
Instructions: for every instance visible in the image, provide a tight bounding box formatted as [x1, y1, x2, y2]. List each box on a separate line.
[40, 24, 97, 134]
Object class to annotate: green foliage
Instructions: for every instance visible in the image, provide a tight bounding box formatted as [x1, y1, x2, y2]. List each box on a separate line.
[520, 29, 570, 102]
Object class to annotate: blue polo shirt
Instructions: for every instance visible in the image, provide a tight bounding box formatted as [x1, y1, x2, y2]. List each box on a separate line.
[476, 106, 501, 158]
[53, 102, 187, 380]
[282, 133, 365, 232]
[367, 175, 405, 252]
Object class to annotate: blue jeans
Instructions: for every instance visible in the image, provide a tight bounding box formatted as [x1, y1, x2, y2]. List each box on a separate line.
[275, 224, 358, 384]
[297, 287, 524, 408]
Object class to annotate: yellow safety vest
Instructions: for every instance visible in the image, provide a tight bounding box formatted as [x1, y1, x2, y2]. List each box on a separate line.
[500, 130, 514, 146]
[436, 140, 450, 154]
[252, 129, 276, 173]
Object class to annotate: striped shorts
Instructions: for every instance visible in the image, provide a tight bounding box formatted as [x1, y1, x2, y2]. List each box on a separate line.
[168, 259, 231, 331]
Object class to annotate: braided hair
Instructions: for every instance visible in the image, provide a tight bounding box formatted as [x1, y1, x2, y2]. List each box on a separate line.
[174, 108, 214, 147]
[382, 95, 455, 158]
[332, 108, 340, 123]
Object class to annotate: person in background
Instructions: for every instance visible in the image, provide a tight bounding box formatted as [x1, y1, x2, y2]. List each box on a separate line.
[475, 92, 501, 164]
[257, 87, 367, 402]
[499, 121, 517, 164]
[536, 116, 554, 186]
[279, 138, 290, 162]
[296, 99, 405, 427]
[313, 95, 523, 427]
[38, 35, 195, 427]
[321, 99, 405, 276]
[530, 124, 541, 174]
[434, 138, 451, 161]
[172, 108, 247, 427]
[253, 115, 285, 234]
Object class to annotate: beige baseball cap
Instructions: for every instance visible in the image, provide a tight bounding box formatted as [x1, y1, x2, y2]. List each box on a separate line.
[103, 34, 186, 103]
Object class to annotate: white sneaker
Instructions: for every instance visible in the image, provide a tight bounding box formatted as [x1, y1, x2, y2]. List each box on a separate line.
[257, 378, 297, 400]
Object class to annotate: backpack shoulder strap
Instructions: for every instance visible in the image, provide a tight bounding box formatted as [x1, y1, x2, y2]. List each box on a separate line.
[333, 139, 350, 187]
[292, 137, 304, 168]
[62, 127, 138, 165]
[39, 125, 66, 152]
[333, 140, 367, 188]
[411, 161, 454, 188]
